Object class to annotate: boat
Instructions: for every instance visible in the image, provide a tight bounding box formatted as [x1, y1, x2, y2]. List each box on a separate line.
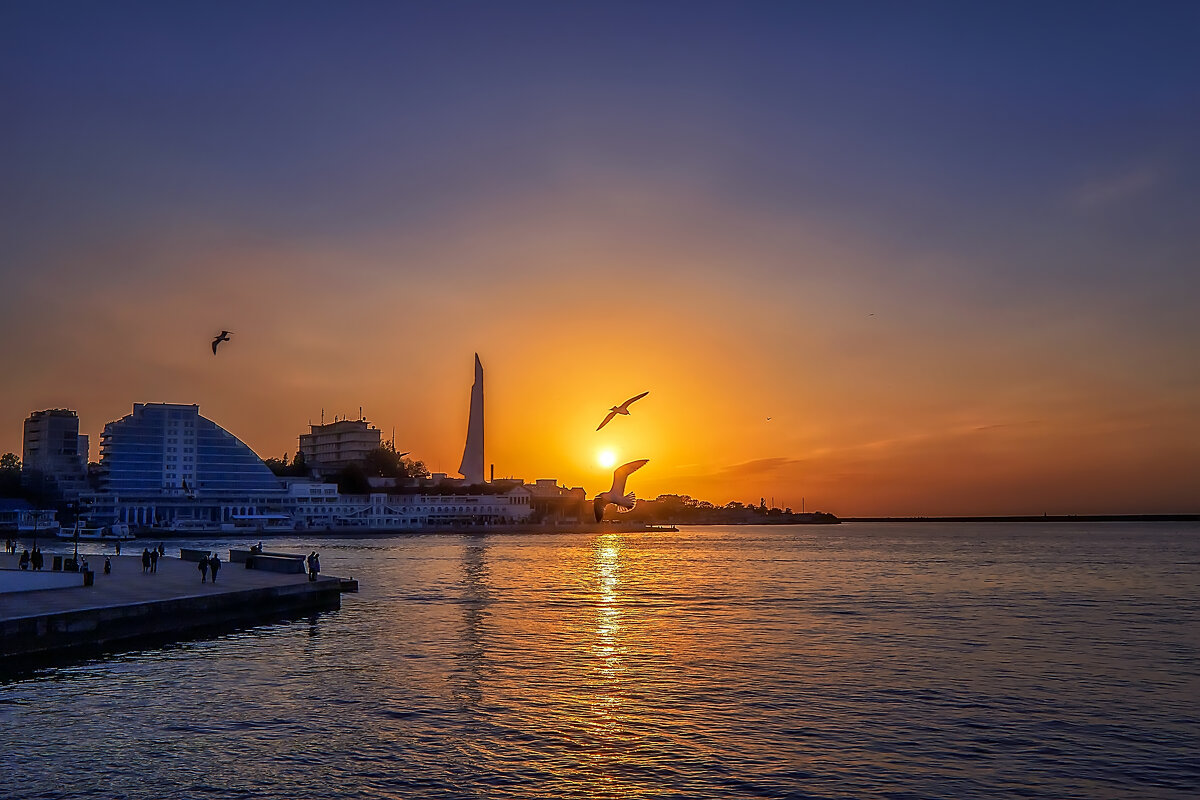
[0, 505, 62, 537]
[228, 513, 296, 533]
[161, 519, 216, 533]
[57, 522, 135, 541]
[148, 514, 297, 535]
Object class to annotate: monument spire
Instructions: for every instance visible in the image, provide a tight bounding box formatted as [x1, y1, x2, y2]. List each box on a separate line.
[458, 353, 485, 485]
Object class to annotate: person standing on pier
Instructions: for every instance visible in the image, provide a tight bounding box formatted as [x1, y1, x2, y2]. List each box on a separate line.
[32, 547, 43, 570]
[115, 540, 121, 556]
[142, 548, 151, 574]
[150, 548, 158, 573]
[209, 553, 221, 583]
[19, 548, 30, 570]
[199, 554, 209, 583]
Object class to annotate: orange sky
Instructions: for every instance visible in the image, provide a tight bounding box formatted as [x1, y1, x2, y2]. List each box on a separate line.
[4, 5, 1199, 515]
[3, 176, 1198, 516]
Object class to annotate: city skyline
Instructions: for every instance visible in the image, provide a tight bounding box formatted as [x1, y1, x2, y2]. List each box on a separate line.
[3, 3, 1199, 515]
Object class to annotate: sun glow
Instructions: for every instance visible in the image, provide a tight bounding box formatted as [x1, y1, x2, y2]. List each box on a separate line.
[597, 449, 617, 469]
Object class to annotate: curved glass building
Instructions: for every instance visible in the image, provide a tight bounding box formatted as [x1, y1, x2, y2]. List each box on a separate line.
[91, 403, 283, 526]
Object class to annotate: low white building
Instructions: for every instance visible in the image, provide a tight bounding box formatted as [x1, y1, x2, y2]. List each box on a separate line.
[284, 483, 532, 529]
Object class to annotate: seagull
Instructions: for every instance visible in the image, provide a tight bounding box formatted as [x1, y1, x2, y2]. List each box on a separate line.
[596, 391, 649, 431]
[211, 330, 232, 355]
[593, 458, 649, 522]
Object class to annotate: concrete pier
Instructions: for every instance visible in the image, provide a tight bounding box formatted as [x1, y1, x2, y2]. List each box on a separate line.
[0, 551, 345, 670]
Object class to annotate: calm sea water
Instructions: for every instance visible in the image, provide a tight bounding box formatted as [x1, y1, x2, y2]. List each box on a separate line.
[2, 523, 1198, 799]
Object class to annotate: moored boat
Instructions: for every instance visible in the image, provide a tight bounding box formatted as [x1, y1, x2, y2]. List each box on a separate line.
[57, 522, 136, 541]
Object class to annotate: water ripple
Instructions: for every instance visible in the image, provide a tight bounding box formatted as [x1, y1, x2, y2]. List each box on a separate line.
[2, 523, 1198, 799]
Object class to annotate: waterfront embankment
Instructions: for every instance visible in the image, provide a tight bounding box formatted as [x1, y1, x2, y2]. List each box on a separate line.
[0, 551, 346, 671]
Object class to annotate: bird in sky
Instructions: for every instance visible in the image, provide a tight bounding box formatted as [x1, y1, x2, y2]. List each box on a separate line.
[211, 330, 232, 355]
[596, 391, 649, 431]
[593, 458, 649, 522]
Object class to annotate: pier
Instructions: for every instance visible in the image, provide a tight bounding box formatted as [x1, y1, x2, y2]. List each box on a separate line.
[0, 551, 348, 671]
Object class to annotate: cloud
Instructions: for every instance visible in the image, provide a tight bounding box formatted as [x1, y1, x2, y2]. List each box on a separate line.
[714, 456, 804, 478]
[1072, 165, 1161, 210]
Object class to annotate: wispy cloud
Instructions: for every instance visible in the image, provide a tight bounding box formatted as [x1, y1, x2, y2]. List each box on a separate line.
[1072, 165, 1162, 210]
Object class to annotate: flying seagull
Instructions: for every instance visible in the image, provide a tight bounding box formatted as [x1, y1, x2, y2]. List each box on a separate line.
[593, 458, 649, 522]
[211, 330, 232, 355]
[596, 391, 649, 431]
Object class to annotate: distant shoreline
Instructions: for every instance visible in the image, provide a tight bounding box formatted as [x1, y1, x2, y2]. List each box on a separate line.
[841, 514, 1200, 523]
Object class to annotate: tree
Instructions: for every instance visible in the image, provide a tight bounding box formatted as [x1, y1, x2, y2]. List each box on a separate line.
[264, 455, 289, 475]
[363, 447, 401, 478]
[336, 464, 370, 495]
[400, 457, 429, 480]
[0, 453, 23, 498]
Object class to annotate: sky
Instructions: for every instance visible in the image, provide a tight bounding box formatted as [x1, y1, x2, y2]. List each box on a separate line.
[2, 1, 1198, 515]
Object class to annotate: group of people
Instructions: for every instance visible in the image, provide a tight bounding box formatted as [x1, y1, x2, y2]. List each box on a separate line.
[9, 539, 319, 587]
[5, 537, 19, 554]
[198, 552, 222, 583]
[17, 546, 44, 570]
[131, 544, 166, 574]
[141, 547, 159, 573]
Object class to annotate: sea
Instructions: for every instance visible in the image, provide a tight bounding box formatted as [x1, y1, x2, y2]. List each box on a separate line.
[1, 522, 1197, 799]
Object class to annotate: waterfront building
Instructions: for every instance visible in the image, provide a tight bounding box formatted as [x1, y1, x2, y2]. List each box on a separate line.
[458, 354, 485, 485]
[283, 481, 532, 529]
[84, 402, 284, 526]
[21, 409, 88, 501]
[299, 417, 382, 473]
[526, 479, 589, 523]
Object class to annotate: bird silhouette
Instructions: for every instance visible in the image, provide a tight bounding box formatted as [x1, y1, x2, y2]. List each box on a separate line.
[596, 391, 649, 431]
[593, 458, 649, 522]
[211, 330, 232, 355]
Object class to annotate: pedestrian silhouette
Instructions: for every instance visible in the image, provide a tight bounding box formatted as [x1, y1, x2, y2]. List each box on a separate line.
[210, 553, 221, 583]
[142, 548, 151, 573]
[199, 555, 209, 583]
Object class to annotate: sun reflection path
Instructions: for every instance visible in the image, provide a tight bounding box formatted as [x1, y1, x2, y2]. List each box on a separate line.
[589, 534, 625, 739]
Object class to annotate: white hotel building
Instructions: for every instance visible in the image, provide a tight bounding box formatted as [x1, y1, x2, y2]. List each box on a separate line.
[284, 482, 532, 529]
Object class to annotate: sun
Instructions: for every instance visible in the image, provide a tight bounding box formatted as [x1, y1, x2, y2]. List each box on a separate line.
[597, 449, 617, 469]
